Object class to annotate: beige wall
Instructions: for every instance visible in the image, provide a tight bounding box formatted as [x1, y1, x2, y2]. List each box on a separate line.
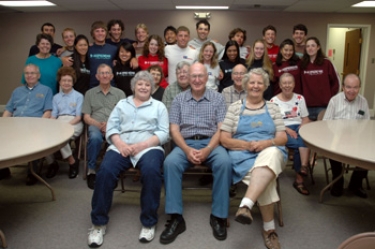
[1, 10, 374, 108]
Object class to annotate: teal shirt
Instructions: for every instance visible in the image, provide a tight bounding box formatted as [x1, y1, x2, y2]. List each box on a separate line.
[23, 55, 62, 95]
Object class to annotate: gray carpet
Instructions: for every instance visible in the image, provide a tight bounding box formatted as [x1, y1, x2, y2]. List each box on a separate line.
[0, 161, 374, 249]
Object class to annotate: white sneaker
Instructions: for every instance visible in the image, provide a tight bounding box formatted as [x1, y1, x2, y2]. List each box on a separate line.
[139, 225, 155, 242]
[88, 225, 106, 247]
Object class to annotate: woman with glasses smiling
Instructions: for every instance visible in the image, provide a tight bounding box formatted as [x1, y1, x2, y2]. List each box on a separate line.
[271, 73, 311, 195]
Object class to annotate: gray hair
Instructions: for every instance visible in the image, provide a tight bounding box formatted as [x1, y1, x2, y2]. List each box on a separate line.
[242, 68, 270, 89]
[279, 72, 295, 85]
[96, 63, 112, 74]
[175, 61, 191, 74]
[25, 63, 40, 74]
[130, 70, 155, 95]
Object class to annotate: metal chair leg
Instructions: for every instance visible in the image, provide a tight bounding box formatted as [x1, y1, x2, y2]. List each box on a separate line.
[0, 229, 7, 248]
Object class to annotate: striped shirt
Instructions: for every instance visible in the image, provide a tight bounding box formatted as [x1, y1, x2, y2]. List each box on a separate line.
[221, 100, 285, 134]
[169, 88, 226, 138]
[323, 92, 369, 120]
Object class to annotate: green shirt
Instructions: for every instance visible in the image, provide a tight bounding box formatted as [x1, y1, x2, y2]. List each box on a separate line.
[82, 86, 125, 122]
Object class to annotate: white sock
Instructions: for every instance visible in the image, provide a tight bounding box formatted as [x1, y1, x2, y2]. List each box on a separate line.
[88, 169, 96, 175]
[263, 220, 275, 231]
[239, 197, 254, 210]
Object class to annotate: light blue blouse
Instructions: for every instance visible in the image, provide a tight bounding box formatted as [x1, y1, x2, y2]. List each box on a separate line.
[106, 96, 169, 165]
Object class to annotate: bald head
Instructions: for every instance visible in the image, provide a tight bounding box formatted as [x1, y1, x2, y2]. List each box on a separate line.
[189, 62, 208, 94]
[232, 64, 247, 89]
[343, 74, 361, 102]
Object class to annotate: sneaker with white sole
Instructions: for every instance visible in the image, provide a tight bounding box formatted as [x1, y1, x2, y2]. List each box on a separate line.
[139, 226, 155, 242]
[88, 225, 106, 248]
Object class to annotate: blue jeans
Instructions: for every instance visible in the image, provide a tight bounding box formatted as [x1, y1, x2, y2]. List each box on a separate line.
[307, 107, 326, 121]
[285, 125, 307, 173]
[91, 149, 164, 227]
[87, 125, 104, 170]
[163, 139, 232, 218]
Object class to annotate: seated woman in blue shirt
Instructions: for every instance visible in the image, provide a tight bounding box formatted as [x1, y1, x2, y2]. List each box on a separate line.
[88, 71, 169, 247]
[49, 67, 84, 179]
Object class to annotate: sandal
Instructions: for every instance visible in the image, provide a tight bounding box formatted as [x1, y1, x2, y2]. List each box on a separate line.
[299, 166, 308, 177]
[293, 181, 310, 195]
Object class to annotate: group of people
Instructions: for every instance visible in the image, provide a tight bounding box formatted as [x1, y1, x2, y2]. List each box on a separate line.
[0, 18, 371, 249]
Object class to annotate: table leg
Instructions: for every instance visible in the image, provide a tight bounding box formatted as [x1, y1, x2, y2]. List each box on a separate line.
[0, 229, 7, 248]
[319, 165, 345, 203]
[29, 162, 56, 201]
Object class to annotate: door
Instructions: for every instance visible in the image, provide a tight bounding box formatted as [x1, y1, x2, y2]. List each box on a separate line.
[342, 29, 362, 79]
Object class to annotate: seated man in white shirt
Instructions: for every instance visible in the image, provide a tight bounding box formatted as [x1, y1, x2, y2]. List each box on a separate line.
[323, 74, 370, 198]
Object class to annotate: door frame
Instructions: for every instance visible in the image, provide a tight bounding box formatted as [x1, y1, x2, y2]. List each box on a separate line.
[327, 24, 372, 115]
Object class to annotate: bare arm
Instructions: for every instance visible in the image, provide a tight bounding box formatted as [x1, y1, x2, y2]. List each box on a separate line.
[69, 116, 82, 125]
[2, 110, 12, 117]
[42, 111, 51, 118]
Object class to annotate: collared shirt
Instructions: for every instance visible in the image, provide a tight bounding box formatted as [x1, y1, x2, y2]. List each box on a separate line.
[221, 100, 285, 134]
[106, 96, 169, 165]
[162, 82, 190, 111]
[323, 92, 370, 120]
[82, 85, 125, 122]
[52, 89, 84, 118]
[169, 88, 226, 138]
[221, 85, 247, 108]
[5, 83, 53, 117]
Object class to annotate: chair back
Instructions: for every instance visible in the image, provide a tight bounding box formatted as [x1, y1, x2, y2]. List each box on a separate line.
[317, 109, 326, 121]
[337, 232, 375, 249]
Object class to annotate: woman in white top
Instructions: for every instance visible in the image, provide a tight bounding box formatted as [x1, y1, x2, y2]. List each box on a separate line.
[197, 41, 222, 91]
[270, 72, 310, 195]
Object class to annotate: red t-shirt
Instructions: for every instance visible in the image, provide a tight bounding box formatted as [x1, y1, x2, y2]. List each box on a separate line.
[138, 54, 169, 88]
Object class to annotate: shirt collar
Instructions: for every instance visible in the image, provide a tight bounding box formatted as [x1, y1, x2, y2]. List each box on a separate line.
[184, 88, 210, 102]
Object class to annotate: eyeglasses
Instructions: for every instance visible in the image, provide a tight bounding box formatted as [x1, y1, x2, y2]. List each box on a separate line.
[233, 72, 246, 76]
[24, 72, 39, 76]
[98, 72, 112, 76]
[190, 74, 206, 79]
[177, 71, 189, 75]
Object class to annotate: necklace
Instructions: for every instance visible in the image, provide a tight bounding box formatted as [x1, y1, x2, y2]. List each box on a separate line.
[246, 101, 266, 111]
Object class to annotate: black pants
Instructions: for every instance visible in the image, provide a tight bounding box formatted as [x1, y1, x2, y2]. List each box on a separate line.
[329, 159, 368, 190]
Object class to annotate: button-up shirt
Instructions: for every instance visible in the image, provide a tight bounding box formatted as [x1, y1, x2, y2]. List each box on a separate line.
[5, 83, 53, 117]
[82, 86, 125, 122]
[51, 89, 84, 118]
[169, 88, 226, 138]
[106, 96, 169, 165]
[324, 92, 370, 120]
[162, 82, 190, 111]
[221, 85, 246, 109]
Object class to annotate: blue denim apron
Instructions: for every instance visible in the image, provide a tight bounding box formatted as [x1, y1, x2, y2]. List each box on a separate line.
[229, 100, 287, 184]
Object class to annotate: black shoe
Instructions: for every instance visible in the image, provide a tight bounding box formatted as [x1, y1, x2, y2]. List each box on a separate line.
[210, 214, 227, 241]
[349, 187, 368, 199]
[87, 174, 96, 190]
[68, 159, 79, 179]
[160, 215, 186, 244]
[26, 174, 38, 186]
[45, 161, 59, 179]
[0, 168, 11, 180]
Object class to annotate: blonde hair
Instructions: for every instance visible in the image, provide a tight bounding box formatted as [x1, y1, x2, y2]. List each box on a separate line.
[246, 39, 274, 80]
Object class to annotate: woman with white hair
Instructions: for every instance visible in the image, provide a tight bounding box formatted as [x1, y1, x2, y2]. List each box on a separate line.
[88, 71, 169, 247]
[220, 68, 287, 249]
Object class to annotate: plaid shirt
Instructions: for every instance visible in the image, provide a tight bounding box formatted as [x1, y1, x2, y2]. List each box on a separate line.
[162, 82, 190, 111]
[169, 88, 226, 138]
[221, 85, 246, 109]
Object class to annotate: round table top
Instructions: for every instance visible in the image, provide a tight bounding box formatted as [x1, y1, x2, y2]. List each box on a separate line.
[0, 117, 74, 168]
[299, 119, 375, 170]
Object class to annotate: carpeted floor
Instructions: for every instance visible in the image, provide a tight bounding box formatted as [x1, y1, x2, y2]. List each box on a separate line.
[0, 160, 374, 249]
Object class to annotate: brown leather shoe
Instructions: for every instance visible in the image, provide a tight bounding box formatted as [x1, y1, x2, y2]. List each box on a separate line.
[262, 229, 281, 249]
[235, 206, 253, 225]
